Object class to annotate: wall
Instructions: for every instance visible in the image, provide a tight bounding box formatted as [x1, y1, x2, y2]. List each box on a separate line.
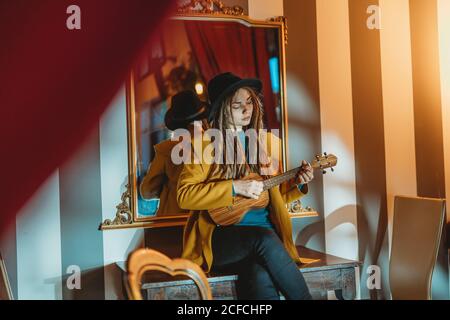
[282, 0, 326, 255]
[0, 87, 144, 300]
[0, 0, 283, 300]
[284, 0, 450, 300]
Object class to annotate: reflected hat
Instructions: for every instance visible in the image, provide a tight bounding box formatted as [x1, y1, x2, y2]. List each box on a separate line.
[207, 72, 262, 122]
[164, 90, 209, 131]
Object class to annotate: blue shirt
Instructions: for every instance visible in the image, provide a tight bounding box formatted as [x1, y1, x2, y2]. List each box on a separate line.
[232, 130, 304, 229]
[233, 183, 273, 229]
[232, 130, 272, 228]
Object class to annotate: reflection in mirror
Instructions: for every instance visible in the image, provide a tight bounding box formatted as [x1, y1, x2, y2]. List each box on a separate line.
[133, 18, 284, 222]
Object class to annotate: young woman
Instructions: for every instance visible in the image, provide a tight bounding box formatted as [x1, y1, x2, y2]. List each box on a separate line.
[177, 72, 314, 300]
[140, 90, 209, 216]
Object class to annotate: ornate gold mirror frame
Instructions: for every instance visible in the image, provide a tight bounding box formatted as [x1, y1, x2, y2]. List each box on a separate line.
[100, 0, 316, 231]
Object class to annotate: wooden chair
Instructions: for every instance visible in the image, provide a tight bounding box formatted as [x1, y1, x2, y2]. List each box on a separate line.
[0, 253, 13, 300]
[389, 195, 446, 299]
[126, 248, 212, 300]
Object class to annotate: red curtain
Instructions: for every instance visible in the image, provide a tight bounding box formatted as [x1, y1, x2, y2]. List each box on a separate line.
[185, 21, 279, 129]
[184, 21, 256, 80]
[0, 0, 176, 237]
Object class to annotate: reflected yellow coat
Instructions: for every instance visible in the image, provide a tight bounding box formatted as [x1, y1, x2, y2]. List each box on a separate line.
[140, 140, 189, 216]
[176, 133, 308, 272]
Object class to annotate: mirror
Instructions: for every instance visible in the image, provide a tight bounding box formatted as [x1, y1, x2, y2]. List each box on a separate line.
[100, 5, 312, 230]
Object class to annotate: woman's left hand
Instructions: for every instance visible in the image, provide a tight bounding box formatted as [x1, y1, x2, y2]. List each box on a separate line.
[297, 160, 314, 184]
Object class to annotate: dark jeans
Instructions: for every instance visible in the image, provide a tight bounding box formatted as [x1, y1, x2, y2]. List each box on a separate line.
[211, 225, 312, 300]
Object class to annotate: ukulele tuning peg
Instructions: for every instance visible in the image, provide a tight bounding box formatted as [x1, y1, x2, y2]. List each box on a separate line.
[324, 152, 328, 156]
[331, 167, 334, 172]
[322, 170, 327, 174]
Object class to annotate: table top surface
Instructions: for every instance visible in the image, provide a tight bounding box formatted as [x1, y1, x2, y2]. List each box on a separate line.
[116, 245, 361, 287]
[297, 246, 361, 272]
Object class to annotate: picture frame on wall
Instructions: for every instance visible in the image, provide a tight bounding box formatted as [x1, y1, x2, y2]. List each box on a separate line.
[0, 253, 13, 300]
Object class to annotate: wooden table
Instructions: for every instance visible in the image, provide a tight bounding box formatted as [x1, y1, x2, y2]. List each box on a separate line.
[116, 246, 361, 300]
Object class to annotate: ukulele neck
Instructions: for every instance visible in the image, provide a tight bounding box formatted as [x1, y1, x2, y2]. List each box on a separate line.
[262, 162, 319, 191]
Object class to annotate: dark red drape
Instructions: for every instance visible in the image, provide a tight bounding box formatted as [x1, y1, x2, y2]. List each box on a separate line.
[0, 0, 176, 237]
[184, 21, 256, 81]
[254, 28, 279, 130]
[185, 21, 279, 129]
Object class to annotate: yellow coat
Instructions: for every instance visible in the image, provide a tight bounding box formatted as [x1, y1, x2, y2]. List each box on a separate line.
[140, 139, 189, 216]
[176, 133, 309, 272]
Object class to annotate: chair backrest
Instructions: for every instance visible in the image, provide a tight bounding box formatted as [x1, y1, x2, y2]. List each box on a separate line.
[126, 248, 212, 300]
[0, 253, 13, 300]
[390, 195, 446, 300]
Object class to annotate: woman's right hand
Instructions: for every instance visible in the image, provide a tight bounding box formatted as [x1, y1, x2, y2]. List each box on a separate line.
[232, 180, 264, 199]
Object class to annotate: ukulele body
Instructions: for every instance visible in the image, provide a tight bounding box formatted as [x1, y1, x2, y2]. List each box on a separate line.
[207, 153, 337, 226]
[208, 173, 270, 226]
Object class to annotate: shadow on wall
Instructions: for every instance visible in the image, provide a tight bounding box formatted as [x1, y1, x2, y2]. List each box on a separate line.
[61, 267, 105, 300]
[42, 275, 63, 300]
[295, 203, 390, 300]
[355, 200, 389, 300]
[286, 75, 325, 253]
[431, 219, 449, 299]
[103, 226, 146, 300]
[103, 263, 128, 300]
[322, 205, 358, 254]
[294, 217, 324, 249]
[126, 228, 146, 254]
[295, 205, 358, 255]
[287, 74, 390, 299]
[144, 226, 184, 259]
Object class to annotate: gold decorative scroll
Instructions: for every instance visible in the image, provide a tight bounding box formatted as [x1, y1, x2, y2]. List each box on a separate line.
[270, 16, 288, 45]
[100, 184, 133, 229]
[177, 0, 245, 16]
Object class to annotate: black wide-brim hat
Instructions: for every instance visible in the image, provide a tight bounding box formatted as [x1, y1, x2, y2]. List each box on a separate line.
[164, 90, 209, 131]
[207, 72, 262, 122]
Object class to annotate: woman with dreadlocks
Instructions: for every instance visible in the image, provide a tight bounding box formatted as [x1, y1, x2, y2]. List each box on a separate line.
[177, 72, 314, 300]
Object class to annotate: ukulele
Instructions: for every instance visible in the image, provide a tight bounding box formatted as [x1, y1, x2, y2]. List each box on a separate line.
[208, 153, 337, 226]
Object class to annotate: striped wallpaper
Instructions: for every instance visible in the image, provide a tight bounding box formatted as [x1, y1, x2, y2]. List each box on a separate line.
[285, 0, 450, 299]
[1, 0, 450, 300]
[0, 87, 145, 300]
